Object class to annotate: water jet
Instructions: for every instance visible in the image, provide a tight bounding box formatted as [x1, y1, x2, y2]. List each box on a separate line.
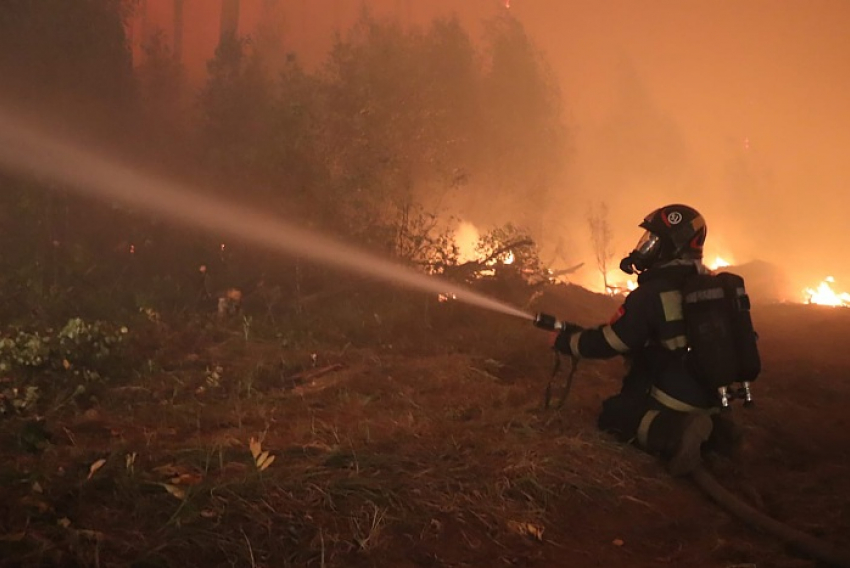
[0, 109, 533, 323]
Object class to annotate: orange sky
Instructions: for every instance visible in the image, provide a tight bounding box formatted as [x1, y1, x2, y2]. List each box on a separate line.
[132, 0, 850, 296]
[518, 1, 850, 295]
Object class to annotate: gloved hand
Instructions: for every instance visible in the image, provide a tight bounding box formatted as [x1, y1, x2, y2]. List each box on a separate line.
[552, 322, 583, 355]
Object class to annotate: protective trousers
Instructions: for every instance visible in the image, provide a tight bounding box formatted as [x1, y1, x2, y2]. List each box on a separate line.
[598, 393, 718, 475]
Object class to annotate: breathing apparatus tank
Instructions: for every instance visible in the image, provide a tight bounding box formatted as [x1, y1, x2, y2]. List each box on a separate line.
[682, 271, 761, 408]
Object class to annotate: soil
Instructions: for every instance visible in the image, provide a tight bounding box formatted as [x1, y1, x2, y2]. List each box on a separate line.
[1, 286, 848, 568]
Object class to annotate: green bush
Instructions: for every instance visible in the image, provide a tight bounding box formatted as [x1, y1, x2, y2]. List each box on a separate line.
[0, 318, 128, 415]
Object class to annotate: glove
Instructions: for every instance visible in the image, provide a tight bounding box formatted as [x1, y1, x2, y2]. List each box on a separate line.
[552, 322, 583, 355]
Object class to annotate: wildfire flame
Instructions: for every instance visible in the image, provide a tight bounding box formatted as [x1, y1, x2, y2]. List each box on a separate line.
[438, 222, 520, 300]
[708, 256, 731, 270]
[455, 222, 480, 264]
[606, 279, 637, 296]
[804, 277, 850, 307]
[605, 253, 732, 296]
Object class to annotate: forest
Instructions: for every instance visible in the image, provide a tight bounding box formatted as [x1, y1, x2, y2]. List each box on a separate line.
[1, 3, 848, 568]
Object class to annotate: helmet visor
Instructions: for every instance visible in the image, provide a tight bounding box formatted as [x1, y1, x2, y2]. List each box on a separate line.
[634, 231, 661, 258]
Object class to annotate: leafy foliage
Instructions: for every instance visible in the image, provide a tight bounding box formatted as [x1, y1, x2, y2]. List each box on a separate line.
[318, 16, 474, 244]
[197, 35, 275, 179]
[0, 318, 128, 415]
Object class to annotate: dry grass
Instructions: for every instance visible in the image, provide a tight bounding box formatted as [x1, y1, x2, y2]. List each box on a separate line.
[1, 292, 848, 568]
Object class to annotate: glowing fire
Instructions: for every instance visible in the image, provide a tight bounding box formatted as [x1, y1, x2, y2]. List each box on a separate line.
[606, 279, 637, 296]
[455, 222, 480, 264]
[603, 252, 733, 296]
[708, 256, 732, 270]
[438, 222, 519, 300]
[804, 277, 850, 307]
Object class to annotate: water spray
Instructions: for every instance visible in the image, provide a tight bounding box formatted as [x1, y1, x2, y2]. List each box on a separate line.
[0, 109, 535, 323]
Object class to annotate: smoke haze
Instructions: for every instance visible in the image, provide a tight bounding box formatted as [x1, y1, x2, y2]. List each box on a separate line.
[8, 0, 850, 300]
[516, 0, 850, 296]
[259, 0, 850, 295]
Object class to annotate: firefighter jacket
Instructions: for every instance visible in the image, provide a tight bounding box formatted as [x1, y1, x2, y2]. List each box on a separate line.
[559, 260, 717, 410]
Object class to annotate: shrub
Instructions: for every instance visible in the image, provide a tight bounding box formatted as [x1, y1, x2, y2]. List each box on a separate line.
[0, 318, 129, 415]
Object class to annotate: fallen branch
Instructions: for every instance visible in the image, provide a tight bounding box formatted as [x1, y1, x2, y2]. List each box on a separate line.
[439, 239, 536, 279]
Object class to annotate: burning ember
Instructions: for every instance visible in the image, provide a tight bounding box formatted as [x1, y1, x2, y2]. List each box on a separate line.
[804, 277, 850, 307]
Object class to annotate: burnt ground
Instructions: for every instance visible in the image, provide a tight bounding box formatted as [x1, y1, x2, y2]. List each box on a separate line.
[1, 285, 848, 568]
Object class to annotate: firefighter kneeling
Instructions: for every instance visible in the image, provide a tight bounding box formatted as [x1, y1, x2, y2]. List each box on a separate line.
[552, 204, 760, 476]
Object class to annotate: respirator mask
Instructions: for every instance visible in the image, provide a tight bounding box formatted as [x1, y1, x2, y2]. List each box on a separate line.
[619, 231, 661, 275]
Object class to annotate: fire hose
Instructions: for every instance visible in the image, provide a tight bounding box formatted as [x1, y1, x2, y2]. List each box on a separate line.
[690, 466, 850, 568]
[533, 312, 850, 567]
[543, 351, 578, 409]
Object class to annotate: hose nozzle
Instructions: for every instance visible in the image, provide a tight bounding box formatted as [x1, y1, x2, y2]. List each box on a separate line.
[533, 312, 570, 332]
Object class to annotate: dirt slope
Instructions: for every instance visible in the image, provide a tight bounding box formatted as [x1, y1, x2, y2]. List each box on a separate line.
[1, 289, 848, 567]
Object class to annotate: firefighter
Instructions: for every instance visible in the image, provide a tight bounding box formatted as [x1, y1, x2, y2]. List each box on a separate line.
[554, 204, 735, 476]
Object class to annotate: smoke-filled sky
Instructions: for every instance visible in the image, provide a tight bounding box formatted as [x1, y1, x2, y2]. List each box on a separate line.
[517, 0, 850, 296]
[131, 0, 850, 296]
[225, 0, 848, 295]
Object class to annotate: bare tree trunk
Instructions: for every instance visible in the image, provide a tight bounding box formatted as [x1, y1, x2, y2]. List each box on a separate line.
[587, 202, 614, 292]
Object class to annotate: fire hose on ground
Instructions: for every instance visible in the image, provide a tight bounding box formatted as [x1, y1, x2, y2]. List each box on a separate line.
[691, 466, 850, 568]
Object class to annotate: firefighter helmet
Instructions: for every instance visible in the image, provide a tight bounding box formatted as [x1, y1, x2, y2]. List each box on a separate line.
[619, 204, 707, 274]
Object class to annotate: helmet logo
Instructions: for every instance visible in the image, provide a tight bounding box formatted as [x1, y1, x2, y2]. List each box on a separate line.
[667, 211, 683, 225]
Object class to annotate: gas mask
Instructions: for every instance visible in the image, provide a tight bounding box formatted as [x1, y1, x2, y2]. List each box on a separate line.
[619, 231, 661, 275]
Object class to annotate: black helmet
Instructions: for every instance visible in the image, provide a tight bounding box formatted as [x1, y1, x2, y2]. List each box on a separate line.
[619, 204, 707, 274]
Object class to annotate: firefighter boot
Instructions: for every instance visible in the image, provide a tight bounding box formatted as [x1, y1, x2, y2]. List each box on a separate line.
[644, 411, 714, 477]
[705, 413, 743, 459]
[668, 413, 714, 476]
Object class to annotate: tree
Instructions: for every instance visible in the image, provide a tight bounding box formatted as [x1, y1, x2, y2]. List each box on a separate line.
[196, 34, 275, 181]
[135, 29, 188, 145]
[0, 0, 136, 124]
[472, 14, 570, 229]
[587, 202, 614, 292]
[318, 13, 480, 250]
[0, 0, 141, 322]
